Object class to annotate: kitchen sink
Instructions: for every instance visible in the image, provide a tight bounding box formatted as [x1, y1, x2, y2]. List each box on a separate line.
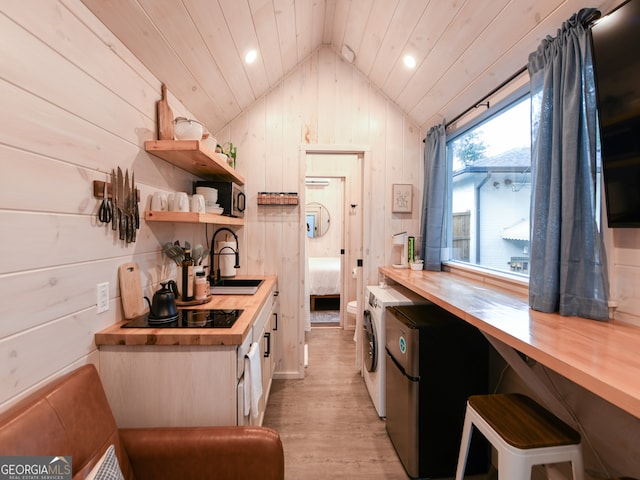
[210, 278, 264, 295]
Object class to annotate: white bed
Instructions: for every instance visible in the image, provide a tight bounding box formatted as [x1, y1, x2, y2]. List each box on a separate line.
[308, 256, 341, 296]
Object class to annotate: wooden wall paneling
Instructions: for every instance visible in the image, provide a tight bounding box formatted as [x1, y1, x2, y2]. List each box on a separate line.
[248, 0, 285, 86]
[0, 252, 163, 339]
[0, 308, 114, 405]
[339, 0, 373, 59]
[137, 0, 237, 119]
[317, 48, 336, 145]
[334, 55, 354, 145]
[352, 0, 399, 77]
[219, 0, 270, 98]
[260, 84, 284, 328]
[300, 50, 319, 145]
[328, 0, 350, 54]
[309, 0, 326, 51]
[186, 0, 255, 111]
[5, 0, 157, 120]
[246, 98, 267, 275]
[1, 0, 200, 409]
[321, 0, 337, 44]
[397, 0, 511, 124]
[0, 82, 140, 172]
[294, 0, 314, 63]
[403, 119, 423, 244]
[386, 104, 410, 269]
[366, 89, 388, 283]
[382, 0, 463, 101]
[272, 0, 298, 74]
[79, 0, 224, 132]
[351, 67, 371, 146]
[410, 0, 560, 128]
[280, 67, 304, 377]
[367, 0, 426, 90]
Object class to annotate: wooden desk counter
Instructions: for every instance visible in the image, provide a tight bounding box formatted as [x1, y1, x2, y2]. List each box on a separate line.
[379, 266, 640, 419]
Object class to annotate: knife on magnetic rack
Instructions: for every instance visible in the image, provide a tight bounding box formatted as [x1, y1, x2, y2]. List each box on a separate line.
[117, 167, 125, 240]
[110, 169, 117, 231]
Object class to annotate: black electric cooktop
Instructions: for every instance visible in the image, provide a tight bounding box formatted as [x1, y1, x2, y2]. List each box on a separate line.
[122, 309, 243, 328]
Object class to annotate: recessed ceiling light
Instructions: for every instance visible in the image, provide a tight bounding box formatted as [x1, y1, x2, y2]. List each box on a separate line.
[244, 49, 258, 64]
[403, 54, 416, 69]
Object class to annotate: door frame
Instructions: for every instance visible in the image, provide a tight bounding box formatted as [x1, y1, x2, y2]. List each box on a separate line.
[298, 145, 371, 375]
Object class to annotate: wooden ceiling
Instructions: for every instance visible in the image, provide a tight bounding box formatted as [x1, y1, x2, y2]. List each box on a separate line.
[81, 0, 621, 134]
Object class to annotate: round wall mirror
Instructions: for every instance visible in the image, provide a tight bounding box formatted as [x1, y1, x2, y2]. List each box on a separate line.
[306, 202, 330, 238]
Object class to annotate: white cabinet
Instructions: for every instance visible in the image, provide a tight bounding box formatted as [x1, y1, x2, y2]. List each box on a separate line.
[248, 284, 279, 426]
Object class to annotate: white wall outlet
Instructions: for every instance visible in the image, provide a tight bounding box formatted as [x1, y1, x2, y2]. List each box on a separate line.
[97, 282, 109, 313]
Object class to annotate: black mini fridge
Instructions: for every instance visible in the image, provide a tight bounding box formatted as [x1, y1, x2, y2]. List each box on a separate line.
[385, 304, 489, 479]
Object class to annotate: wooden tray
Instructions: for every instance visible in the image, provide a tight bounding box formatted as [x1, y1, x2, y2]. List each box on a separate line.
[176, 295, 212, 306]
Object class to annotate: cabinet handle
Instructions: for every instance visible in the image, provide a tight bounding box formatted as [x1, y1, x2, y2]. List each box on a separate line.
[264, 332, 271, 358]
[273, 312, 278, 331]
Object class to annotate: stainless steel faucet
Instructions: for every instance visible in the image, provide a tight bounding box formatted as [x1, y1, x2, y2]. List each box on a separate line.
[210, 227, 240, 283]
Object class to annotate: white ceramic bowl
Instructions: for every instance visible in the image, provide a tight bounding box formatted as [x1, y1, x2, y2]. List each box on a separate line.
[195, 187, 218, 203]
[173, 117, 203, 140]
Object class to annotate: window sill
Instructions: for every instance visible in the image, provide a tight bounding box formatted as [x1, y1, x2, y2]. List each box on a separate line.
[442, 261, 529, 297]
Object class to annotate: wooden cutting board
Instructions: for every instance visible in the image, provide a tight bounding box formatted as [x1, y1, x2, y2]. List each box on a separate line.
[156, 83, 174, 140]
[118, 262, 148, 319]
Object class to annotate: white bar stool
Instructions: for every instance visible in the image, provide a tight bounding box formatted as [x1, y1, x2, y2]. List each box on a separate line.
[455, 394, 584, 479]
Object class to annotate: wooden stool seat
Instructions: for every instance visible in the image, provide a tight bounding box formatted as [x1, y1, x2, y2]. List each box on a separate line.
[455, 393, 584, 479]
[468, 394, 581, 449]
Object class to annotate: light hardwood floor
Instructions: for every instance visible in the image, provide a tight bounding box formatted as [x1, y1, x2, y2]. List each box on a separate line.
[263, 327, 409, 479]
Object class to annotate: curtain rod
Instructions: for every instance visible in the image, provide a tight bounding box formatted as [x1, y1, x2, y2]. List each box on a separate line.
[423, 9, 602, 141]
[444, 65, 528, 130]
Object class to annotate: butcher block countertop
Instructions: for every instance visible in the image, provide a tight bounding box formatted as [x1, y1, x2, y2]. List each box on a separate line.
[379, 266, 640, 420]
[95, 275, 277, 347]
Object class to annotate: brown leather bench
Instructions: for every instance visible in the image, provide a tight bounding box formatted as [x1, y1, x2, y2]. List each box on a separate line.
[0, 364, 284, 479]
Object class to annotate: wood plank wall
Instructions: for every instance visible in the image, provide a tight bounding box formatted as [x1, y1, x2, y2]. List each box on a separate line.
[0, 0, 205, 409]
[216, 47, 424, 377]
[2, 6, 640, 474]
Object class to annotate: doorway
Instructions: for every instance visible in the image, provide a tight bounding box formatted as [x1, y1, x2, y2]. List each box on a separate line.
[297, 146, 370, 374]
[306, 176, 344, 327]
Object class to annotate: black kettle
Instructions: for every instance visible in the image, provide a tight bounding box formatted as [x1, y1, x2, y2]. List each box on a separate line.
[145, 280, 178, 321]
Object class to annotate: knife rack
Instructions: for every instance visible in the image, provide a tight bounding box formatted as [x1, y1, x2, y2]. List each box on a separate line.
[93, 180, 140, 201]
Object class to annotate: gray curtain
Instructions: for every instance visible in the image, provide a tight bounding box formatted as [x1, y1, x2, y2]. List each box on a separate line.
[420, 122, 447, 271]
[528, 8, 609, 320]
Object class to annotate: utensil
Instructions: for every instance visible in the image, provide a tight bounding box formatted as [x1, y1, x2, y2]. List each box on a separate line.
[110, 169, 117, 230]
[163, 243, 184, 265]
[124, 170, 131, 243]
[199, 248, 210, 266]
[98, 178, 112, 224]
[132, 171, 139, 234]
[192, 244, 203, 266]
[157, 84, 174, 140]
[117, 167, 125, 240]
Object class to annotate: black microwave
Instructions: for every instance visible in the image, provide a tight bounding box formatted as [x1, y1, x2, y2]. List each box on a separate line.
[194, 181, 245, 218]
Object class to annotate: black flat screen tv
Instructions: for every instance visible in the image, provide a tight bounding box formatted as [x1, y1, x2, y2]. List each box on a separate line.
[590, 0, 640, 227]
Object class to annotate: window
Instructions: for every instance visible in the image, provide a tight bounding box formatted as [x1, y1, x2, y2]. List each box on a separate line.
[446, 94, 532, 276]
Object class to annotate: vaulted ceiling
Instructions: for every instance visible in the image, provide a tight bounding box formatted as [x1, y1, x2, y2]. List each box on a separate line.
[81, 0, 620, 134]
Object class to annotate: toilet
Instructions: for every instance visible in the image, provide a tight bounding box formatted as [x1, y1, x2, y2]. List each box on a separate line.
[346, 300, 358, 330]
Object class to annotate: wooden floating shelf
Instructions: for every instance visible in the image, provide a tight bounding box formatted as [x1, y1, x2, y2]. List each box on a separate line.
[144, 140, 245, 185]
[145, 211, 244, 226]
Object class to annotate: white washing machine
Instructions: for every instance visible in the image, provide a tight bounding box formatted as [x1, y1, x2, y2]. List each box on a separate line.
[363, 285, 430, 418]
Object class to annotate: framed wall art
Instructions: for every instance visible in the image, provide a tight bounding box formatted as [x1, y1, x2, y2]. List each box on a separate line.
[392, 184, 412, 213]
